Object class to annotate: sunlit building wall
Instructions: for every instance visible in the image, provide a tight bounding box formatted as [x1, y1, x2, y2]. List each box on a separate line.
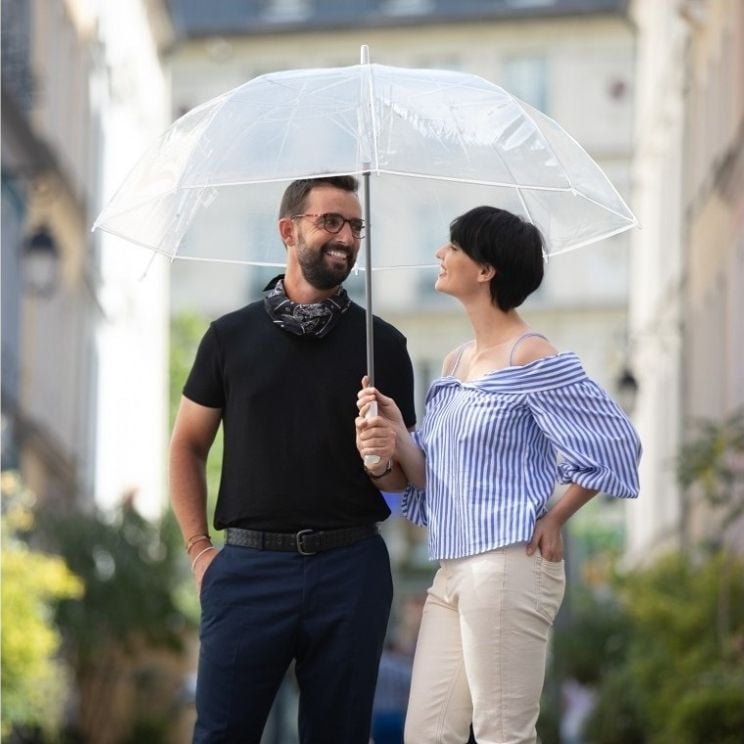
[626, 0, 744, 559]
[680, 0, 744, 550]
[91, 2, 172, 519]
[2, 0, 100, 506]
[1, 0, 172, 519]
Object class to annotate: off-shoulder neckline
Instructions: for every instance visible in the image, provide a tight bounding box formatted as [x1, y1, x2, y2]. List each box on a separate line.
[440, 350, 578, 385]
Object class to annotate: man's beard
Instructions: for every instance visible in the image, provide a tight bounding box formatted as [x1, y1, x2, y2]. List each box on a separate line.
[297, 237, 355, 291]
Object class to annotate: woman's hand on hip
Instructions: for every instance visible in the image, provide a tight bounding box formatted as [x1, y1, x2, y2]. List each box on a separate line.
[526, 515, 564, 562]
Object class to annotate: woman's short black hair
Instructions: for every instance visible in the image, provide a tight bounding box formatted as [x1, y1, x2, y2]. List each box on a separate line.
[449, 206, 545, 311]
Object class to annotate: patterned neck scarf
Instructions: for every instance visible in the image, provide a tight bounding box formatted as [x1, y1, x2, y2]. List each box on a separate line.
[263, 275, 351, 339]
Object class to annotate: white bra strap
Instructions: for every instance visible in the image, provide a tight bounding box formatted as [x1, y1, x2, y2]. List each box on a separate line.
[448, 342, 470, 376]
[508, 332, 549, 366]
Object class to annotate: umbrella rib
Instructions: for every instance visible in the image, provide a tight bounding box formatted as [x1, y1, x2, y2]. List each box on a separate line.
[549, 223, 641, 255]
[574, 191, 639, 224]
[105, 171, 592, 192]
[157, 90, 239, 259]
[153, 253, 440, 270]
[264, 77, 364, 172]
[435, 83, 477, 177]
[94, 225, 179, 258]
[505, 95, 577, 193]
[370, 170, 579, 191]
[391, 79, 546, 226]
[172, 255, 288, 267]
[270, 82, 306, 177]
[476, 104, 541, 225]
[173, 91, 235, 197]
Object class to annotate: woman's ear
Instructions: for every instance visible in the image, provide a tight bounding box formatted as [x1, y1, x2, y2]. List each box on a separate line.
[478, 264, 496, 282]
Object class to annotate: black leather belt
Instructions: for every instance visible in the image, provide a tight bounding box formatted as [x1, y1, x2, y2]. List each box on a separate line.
[225, 525, 378, 556]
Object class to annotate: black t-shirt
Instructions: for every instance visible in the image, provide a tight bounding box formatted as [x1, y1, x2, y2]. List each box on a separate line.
[183, 300, 416, 531]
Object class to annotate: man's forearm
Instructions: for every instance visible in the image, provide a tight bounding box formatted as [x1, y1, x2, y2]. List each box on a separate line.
[169, 442, 210, 544]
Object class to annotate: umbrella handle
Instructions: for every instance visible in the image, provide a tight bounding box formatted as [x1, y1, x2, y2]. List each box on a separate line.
[364, 401, 382, 467]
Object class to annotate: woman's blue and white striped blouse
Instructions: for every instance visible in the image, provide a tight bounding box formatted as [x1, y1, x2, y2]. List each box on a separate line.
[401, 352, 641, 560]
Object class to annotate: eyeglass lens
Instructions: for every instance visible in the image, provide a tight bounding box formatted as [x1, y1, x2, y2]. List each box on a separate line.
[321, 213, 365, 237]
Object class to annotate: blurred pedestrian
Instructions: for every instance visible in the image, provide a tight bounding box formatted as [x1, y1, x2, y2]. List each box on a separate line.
[371, 642, 413, 744]
[560, 678, 596, 744]
[356, 206, 641, 744]
[170, 175, 416, 743]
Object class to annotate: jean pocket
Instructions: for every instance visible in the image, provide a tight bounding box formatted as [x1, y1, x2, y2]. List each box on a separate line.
[536, 556, 566, 624]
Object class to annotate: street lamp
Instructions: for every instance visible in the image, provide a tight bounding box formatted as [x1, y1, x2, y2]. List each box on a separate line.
[616, 365, 639, 415]
[23, 225, 59, 296]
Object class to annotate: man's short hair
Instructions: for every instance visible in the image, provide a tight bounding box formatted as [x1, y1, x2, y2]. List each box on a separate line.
[279, 176, 360, 218]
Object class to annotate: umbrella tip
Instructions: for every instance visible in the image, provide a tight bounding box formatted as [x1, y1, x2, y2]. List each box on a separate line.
[360, 45, 370, 65]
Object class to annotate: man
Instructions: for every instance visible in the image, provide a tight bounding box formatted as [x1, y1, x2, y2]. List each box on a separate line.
[170, 175, 416, 743]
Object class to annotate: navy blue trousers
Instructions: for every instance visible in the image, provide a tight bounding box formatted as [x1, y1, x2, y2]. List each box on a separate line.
[193, 534, 393, 743]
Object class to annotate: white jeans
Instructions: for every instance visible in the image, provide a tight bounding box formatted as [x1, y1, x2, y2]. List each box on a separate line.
[404, 544, 565, 744]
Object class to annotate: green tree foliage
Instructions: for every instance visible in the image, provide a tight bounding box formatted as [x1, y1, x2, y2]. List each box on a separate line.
[584, 551, 744, 743]
[677, 408, 744, 546]
[1, 472, 83, 739]
[169, 312, 223, 540]
[551, 589, 630, 687]
[169, 312, 209, 430]
[33, 497, 197, 741]
[39, 499, 190, 666]
[553, 412, 744, 743]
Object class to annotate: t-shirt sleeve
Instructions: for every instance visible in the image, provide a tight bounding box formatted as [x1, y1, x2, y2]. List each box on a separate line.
[527, 379, 642, 499]
[182, 324, 225, 409]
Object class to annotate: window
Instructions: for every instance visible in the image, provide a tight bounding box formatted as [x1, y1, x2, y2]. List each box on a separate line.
[261, 0, 311, 22]
[502, 56, 548, 113]
[382, 0, 435, 16]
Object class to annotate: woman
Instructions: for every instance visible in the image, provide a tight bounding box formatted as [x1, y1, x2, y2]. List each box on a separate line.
[356, 206, 641, 744]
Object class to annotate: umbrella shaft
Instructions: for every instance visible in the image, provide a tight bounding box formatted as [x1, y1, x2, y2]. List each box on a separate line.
[363, 170, 375, 387]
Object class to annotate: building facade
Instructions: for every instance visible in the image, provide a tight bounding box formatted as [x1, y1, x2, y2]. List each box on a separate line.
[626, 0, 744, 559]
[680, 0, 744, 549]
[2, 0, 100, 506]
[1, 0, 171, 517]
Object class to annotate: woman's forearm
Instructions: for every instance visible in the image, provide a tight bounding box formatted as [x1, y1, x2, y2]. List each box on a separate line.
[546, 483, 598, 526]
[395, 425, 426, 490]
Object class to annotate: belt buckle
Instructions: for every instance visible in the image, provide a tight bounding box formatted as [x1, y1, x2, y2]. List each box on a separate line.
[295, 529, 317, 556]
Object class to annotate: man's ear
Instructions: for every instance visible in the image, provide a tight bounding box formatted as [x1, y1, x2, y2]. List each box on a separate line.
[279, 217, 295, 246]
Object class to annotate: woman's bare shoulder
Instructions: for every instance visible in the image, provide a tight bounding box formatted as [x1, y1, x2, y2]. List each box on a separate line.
[441, 341, 472, 376]
[511, 334, 559, 367]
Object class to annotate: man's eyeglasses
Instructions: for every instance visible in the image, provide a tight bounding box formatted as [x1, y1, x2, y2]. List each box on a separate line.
[292, 213, 365, 239]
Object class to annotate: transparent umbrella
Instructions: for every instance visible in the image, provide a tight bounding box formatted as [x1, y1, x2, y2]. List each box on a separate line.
[94, 46, 637, 384]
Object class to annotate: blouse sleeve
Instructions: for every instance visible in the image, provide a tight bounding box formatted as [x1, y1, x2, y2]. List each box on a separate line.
[400, 430, 428, 526]
[526, 379, 641, 498]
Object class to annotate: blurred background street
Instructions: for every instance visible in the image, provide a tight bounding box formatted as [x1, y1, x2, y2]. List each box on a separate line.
[2, 1, 743, 742]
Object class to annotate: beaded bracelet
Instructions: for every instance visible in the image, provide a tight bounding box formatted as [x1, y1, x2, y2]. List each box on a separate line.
[191, 545, 217, 571]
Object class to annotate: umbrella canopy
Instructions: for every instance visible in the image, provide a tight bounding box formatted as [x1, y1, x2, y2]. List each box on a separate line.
[93, 52, 637, 266]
